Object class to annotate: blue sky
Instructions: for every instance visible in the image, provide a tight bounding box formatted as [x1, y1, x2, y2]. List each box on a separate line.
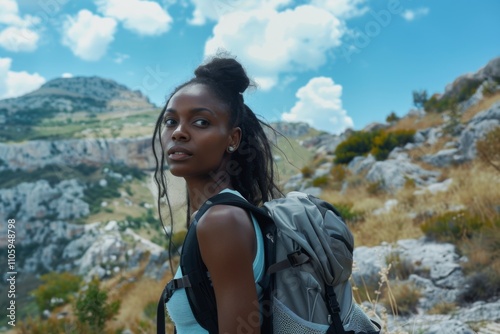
[0, 0, 499, 134]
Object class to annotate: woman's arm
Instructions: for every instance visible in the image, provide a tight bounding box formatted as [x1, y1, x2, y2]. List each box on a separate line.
[197, 205, 260, 334]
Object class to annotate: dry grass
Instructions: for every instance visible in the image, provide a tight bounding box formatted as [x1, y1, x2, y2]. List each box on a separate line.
[445, 162, 500, 220]
[461, 91, 500, 123]
[103, 255, 175, 333]
[388, 112, 444, 132]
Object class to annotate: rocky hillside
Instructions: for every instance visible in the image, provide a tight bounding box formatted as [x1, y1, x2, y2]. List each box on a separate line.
[0, 57, 499, 333]
[0, 76, 157, 143]
[0, 76, 155, 115]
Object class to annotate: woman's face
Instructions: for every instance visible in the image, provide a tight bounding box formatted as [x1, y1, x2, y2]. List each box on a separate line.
[161, 84, 240, 179]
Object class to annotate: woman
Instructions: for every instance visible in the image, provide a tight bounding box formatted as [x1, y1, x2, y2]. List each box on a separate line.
[152, 56, 282, 333]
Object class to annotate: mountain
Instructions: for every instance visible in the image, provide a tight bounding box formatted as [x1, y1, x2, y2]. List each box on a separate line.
[0, 76, 159, 142]
[0, 76, 155, 115]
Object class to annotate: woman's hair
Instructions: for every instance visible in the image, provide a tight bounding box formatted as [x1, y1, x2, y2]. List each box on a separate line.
[152, 56, 283, 258]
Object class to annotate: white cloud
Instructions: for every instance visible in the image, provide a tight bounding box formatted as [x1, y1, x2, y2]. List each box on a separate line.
[95, 0, 172, 35]
[311, 0, 368, 19]
[0, 58, 46, 99]
[282, 77, 353, 134]
[0, 0, 41, 52]
[62, 73, 73, 78]
[0, 26, 40, 52]
[188, 0, 291, 25]
[402, 7, 429, 21]
[114, 52, 130, 64]
[205, 5, 344, 90]
[62, 10, 117, 61]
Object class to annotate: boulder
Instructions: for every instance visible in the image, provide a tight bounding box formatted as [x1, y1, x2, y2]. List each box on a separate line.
[366, 159, 440, 190]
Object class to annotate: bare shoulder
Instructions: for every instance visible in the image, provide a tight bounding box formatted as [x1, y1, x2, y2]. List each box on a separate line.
[196, 205, 256, 259]
[197, 204, 254, 236]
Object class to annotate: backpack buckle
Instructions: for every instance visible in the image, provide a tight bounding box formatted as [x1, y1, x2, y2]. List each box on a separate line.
[164, 280, 175, 303]
[287, 250, 310, 267]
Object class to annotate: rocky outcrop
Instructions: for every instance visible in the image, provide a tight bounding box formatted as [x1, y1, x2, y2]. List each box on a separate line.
[0, 179, 89, 232]
[441, 57, 500, 102]
[365, 157, 440, 190]
[354, 238, 500, 333]
[458, 101, 500, 160]
[0, 136, 156, 171]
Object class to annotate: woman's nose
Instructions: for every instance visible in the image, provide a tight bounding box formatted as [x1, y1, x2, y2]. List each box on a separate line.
[171, 124, 189, 142]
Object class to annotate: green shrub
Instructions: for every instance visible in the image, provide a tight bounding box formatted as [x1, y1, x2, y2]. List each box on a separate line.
[301, 165, 313, 178]
[332, 202, 364, 223]
[386, 111, 400, 123]
[75, 278, 120, 333]
[333, 129, 415, 164]
[334, 131, 379, 164]
[424, 95, 457, 113]
[421, 210, 488, 243]
[371, 129, 415, 160]
[312, 175, 329, 187]
[32, 272, 82, 311]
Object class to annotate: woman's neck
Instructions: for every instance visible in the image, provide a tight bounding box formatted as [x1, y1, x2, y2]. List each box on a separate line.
[185, 177, 234, 213]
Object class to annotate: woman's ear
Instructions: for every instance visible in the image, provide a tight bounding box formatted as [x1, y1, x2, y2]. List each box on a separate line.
[229, 127, 242, 151]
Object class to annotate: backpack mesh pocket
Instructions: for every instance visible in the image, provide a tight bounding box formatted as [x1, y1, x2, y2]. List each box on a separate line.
[273, 297, 329, 334]
[343, 304, 381, 333]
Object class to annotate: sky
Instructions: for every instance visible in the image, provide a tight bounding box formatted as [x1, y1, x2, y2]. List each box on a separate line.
[0, 0, 499, 134]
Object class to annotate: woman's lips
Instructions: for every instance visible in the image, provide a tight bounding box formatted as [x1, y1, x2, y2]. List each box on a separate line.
[168, 151, 192, 161]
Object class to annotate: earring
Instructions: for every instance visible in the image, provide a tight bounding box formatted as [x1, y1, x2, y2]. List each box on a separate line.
[227, 146, 235, 153]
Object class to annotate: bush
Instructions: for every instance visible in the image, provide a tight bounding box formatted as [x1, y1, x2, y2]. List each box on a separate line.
[301, 165, 314, 178]
[386, 111, 400, 123]
[312, 175, 329, 187]
[332, 202, 364, 223]
[424, 95, 457, 113]
[32, 272, 82, 312]
[334, 131, 379, 164]
[370, 129, 415, 160]
[75, 278, 120, 333]
[420, 210, 488, 243]
[334, 129, 415, 164]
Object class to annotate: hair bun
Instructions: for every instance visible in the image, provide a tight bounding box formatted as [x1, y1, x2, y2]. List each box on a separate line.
[194, 57, 250, 94]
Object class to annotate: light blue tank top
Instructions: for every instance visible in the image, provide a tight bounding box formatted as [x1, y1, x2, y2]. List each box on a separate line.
[166, 189, 265, 333]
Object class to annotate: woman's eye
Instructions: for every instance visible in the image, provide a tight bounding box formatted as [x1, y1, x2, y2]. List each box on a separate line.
[194, 119, 209, 127]
[164, 118, 176, 126]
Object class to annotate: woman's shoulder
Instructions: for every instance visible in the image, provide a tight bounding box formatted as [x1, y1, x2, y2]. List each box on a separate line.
[196, 204, 253, 237]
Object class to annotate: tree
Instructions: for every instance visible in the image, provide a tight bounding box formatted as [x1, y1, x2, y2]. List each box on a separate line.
[75, 278, 120, 333]
[412, 90, 428, 110]
[386, 111, 400, 123]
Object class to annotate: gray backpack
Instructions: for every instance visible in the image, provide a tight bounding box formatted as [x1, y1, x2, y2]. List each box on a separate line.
[157, 191, 381, 334]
